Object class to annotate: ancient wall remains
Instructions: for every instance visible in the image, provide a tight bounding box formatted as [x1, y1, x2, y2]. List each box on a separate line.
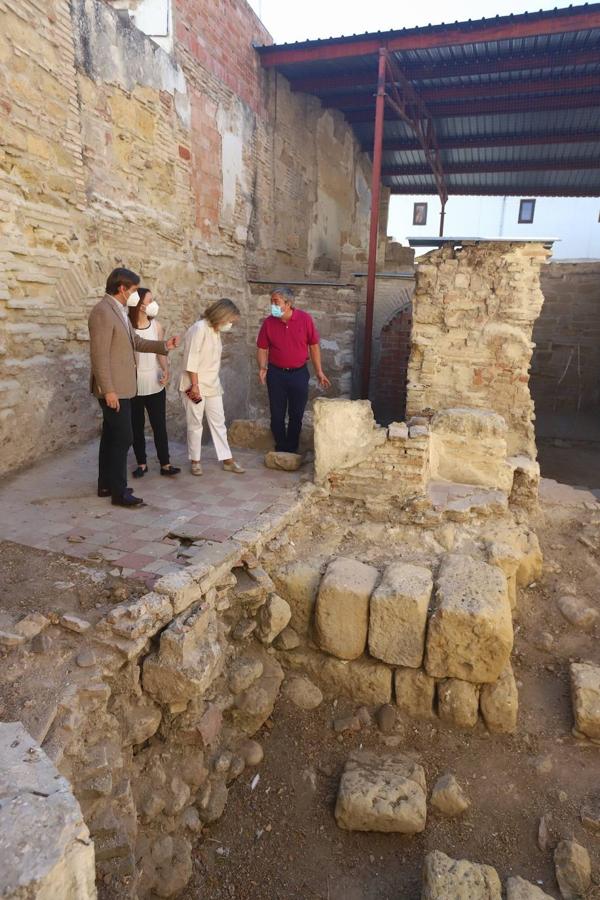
[406, 241, 551, 459]
[0, 0, 371, 476]
[531, 261, 600, 413]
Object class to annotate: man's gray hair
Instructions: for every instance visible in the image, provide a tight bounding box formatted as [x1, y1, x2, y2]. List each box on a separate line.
[271, 286, 294, 305]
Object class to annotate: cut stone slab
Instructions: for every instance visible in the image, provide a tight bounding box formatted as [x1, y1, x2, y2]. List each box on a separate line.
[480, 664, 518, 734]
[256, 593, 291, 644]
[429, 407, 513, 492]
[554, 840, 591, 900]
[506, 876, 554, 899]
[264, 451, 303, 471]
[425, 554, 512, 684]
[570, 662, 600, 741]
[395, 668, 435, 719]
[335, 751, 426, 833]
[422, 851, 502, 900]
[438, 679, 480, 729]
[314, 556, 379, 660]
[368, 562, 432, 667]
[283, 676, 323, 710]
[430, 774, 470, 817]
[282, 648, 392, 705]
[271, 559, 322, 636]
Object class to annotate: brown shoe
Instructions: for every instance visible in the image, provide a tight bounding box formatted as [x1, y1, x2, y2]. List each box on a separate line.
[191, 462, 203, 476]
[223, 460, 245, 474]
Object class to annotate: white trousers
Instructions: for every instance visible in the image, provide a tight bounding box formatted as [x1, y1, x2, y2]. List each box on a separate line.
[181, 392, 232, 461]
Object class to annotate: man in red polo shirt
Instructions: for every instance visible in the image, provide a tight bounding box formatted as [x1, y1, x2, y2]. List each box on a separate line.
[256, 287, 330, 454]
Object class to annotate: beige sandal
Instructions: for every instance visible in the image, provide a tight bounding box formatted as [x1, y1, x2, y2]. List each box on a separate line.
[223, 460, 245, 474]
[191, 461, 203, 476]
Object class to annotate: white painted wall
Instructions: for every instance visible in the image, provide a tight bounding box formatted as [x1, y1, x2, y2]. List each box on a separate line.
[388, 195, 600, 260]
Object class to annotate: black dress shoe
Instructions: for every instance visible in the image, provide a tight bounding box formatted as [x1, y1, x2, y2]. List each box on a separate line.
[112, 493, 145, 507]
[160, 465, 181, 476]
[98, 487, 111, 498]
[132, 466, 147, 478]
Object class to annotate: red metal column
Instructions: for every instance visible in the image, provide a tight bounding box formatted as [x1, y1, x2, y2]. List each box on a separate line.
[361, 47, 387, 400]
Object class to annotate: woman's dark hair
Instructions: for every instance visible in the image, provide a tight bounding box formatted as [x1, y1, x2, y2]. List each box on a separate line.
[105, 267, 140, 296]
[128, 287, 151, 329]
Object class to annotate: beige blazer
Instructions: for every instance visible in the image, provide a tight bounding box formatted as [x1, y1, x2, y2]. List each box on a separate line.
[88, 294, 168, 399]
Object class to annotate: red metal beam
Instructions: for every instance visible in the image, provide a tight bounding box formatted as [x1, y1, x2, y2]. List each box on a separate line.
[259, 7, 600, 67]
[288, 48, 600, 93]
[319, 74, 600, 110]
[382, 159, 600, 177]
[389, 184, 600, 196]
[361, 48, 387, 400]
[347, 91, 600, 122]
[376, 132, 600, 153]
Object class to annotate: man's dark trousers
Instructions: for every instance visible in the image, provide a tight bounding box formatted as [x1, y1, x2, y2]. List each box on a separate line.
[98, 398, 133, 499]
[266, 364, 309, 453]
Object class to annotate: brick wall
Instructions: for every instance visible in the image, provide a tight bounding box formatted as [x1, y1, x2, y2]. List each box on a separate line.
[531, 262, 600, 412]
[0, 0, 371, 475]
[372, 300, 413, 425]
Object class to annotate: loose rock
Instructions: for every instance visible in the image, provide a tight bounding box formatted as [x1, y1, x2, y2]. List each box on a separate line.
[239, 740, 263, 767]
[14, 613, 49, 640]
[228, 657, 264, 695]
[333, 715, 361, 734]
[60, 614, 91, 634]
[554, 840, 591, 900]
[581, 798, 600, 833]
[570, 662, 600, 741]
[422, 851, 501, 899]
[335, 751, 426, 833]
[257, 593, 291, 645]
[274, 626, 300, 650]
[376, 704, 397, 734]
[76, 648, 97, 668]
[284, 676, 323, 710]
[264, 451, 303, 471]
[430, 773, 470, 817]
[506, 876, 554, 899]
[557, 596, 598, 631]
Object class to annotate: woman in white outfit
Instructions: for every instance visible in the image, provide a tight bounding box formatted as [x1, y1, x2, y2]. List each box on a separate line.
[129, 289, 180, 478]
[180, 298, 245, 476]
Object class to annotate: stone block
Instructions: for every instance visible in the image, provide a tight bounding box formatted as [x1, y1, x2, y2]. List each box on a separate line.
[0, 722, 96, 899]
[264, 451, 303, 471]
[438, 678, 480, 729]
[422, 851, 502, 900]
[430, 774, 470, 817]
[314, 556, 379, 660]
[570, 662, 600, 741]
[480, 664, 518, 733]
[429, 408, 513, 492]
[313, 398, 386, 483]
[554, 840, 591, 900]
[425, 554, 512, 684]
[335, 751, 426, 833]
[394, 668, 435, 719]
[368, 562, 432, 667]
[388, 422, 409, 440]
[282, 648, 392, 705]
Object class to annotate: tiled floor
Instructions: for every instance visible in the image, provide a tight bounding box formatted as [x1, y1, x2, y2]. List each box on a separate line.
[0, 440, 302, 585]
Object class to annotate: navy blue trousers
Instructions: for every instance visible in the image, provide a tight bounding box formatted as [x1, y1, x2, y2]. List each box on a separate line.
[98, 398, 132, 500]
[266, 364, 309, 453]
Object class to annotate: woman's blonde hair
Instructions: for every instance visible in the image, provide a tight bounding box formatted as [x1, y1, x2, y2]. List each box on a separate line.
[203, 298, 241, 329]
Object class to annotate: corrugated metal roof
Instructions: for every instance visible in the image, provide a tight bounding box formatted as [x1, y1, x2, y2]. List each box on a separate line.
[257, 4, 600, 197]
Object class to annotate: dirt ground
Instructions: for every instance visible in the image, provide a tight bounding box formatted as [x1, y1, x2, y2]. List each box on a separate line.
[181, 494, 600, 900]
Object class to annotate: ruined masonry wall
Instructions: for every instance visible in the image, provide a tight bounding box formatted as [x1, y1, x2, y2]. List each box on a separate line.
[0, 0, 371, 475]
[406, 242, 551, 458]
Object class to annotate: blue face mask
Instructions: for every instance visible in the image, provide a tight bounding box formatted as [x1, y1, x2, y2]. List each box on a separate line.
[271, 304, 284, 318]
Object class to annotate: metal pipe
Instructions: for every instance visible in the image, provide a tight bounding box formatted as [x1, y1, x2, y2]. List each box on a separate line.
[361, 47, 387, 400]
[439, 200, 447, 237]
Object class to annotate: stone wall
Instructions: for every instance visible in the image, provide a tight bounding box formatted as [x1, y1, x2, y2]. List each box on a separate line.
[406, 242, 551, 458]
[531, 261, 600, 413]
[0, 0, 371, 476]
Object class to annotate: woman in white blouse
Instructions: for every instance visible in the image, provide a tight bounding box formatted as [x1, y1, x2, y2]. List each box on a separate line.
[180, 298, 245, 476]
[129, 288, 180, 478]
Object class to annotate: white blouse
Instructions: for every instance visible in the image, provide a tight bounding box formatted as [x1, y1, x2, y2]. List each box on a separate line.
[134, 319, 163, 397]
[179, 319, 223, 397]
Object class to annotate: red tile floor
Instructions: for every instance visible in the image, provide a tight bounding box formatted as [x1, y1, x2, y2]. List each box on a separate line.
[0, 441, 302, 585]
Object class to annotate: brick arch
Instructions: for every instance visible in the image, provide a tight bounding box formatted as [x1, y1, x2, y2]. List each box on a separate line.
[372, 300, 413, 425]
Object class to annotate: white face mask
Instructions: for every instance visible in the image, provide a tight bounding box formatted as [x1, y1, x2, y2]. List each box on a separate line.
[219, 322, 233, 333]
[145, 300, 159, 318]
[126, 290, 141, 307]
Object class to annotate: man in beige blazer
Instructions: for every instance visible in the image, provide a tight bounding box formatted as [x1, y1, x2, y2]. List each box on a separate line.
[89, 267, 179, 507]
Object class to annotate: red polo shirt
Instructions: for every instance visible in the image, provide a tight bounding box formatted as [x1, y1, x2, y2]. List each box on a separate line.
[256, 308, 320, 369]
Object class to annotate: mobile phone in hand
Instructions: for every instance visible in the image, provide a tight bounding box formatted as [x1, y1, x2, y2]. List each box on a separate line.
[186, 386, 202, 404]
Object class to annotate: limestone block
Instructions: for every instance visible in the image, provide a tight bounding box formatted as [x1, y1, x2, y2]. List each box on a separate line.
[368, 563, 432, 667]
[335, 751, 426, 833]
[425, 554, 512, 684]
[516, 531, 543, 587]
[508, 455, 540, 509]
[394, 668, 435, 719]
[506, 877, 554, 899]
[388, 421, 409, 440]
[264, 451, 303, 471]
[271, 558, 322, 636]
[422, 851, 502, 900]
[554, 840, 591, 900]
[283, 648, 392, 705]
[429, 408, 513, 492]
[438, 678, 480, 729]
[256, 593, 291, 644]
[480, 664, 518, 733]
[314, 556, 379, 660]
[570, 662, 600, 741]
[486, 541, 521, 609]
[0, 722, 96, 899]
[142, 605, 223, 708]
[313, 398, 386, 483]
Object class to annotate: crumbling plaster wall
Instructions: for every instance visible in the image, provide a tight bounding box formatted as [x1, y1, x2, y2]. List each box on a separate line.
[406, 242, 551, 458]
[0, 0, 371, 476]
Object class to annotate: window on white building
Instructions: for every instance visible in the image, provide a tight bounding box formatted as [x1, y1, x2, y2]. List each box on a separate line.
[518, 199, 536, 225]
